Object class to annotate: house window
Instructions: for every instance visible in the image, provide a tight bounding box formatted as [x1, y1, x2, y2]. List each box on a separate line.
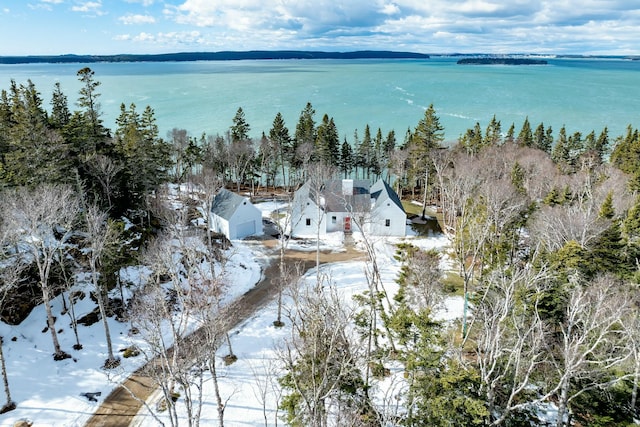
[385, 219, 391, 227]
[306, 218, 311, 226]
[331, 216, 337, 224]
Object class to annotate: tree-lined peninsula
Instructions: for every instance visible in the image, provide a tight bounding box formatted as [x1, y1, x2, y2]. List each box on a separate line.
[0, 50, 430, 64]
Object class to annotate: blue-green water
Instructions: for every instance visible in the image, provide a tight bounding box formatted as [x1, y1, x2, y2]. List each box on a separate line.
[1, 57, 639, 143]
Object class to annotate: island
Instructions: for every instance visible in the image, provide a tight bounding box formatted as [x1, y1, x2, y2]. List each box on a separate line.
[457, 57, 548, 65]
[0, 50, 430, 64]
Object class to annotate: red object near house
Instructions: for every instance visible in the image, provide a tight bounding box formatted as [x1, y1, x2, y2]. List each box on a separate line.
[344, 216, 351, 232]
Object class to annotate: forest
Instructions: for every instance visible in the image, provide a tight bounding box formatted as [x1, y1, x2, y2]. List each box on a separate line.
[1, 67, 640, 426]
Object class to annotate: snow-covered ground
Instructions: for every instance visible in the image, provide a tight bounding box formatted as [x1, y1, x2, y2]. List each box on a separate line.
[0, 196, 461, 427]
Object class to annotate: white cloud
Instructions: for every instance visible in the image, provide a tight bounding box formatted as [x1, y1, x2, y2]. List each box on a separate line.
[71, 1, 104, 15]
[119, 14, 156, 25]
[125, 0, 155, 5]
[119, 0, 640, 54]
[115, 30, 204, 46]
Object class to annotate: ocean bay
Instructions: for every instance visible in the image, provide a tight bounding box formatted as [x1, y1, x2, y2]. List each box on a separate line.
[1, 57, 639, 143]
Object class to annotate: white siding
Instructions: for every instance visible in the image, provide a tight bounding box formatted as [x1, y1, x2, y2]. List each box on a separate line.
[228, 200, 263, 239]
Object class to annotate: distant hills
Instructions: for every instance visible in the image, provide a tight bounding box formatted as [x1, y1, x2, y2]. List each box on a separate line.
[0, 50, 430, 64]
[457, 57, 548, 65]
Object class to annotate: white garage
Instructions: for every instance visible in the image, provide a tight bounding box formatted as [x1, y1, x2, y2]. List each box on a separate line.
[210, 189, 263, 240]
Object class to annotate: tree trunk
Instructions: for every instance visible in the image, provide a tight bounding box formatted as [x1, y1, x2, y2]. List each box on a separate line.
[556, 378, 570, 427]
[42, 282, 65, 359]
[632, 356, 639, 417]
[0, 338, 13, 408]
[210, 357, 225, 427]
[98, 288, 116, 364]
[421, 166, 429, 220]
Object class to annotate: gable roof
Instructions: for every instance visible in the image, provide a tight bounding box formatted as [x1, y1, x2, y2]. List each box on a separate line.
[211, 188, 251, 220]
[370, 179, 405, 212]
[296, 178, 404, 215]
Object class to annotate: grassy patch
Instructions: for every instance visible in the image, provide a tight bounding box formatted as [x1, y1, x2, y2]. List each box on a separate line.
[401, 200, 423, 216]
[441, 272, 464, 295]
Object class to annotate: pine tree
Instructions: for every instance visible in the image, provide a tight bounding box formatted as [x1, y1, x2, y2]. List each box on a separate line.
[77, 67, 108, 141]
[230, 107, 250, 143]
[357, 124, 373, 179]
[551, 125, 569, 166]
[460, 122, 484, 154]
[269, 112, 292, 189]
[49, 82, 70, 130]
[516, 117, 533, 146]
[505, 123, 515, 144]
[534, 122, 553, 153]
[314, 114, 339, 165]
[411, 104, 444, 218]
[484, 115, 502, 146]
[293, 102, 316, 174]
[339, 138, 353, 178]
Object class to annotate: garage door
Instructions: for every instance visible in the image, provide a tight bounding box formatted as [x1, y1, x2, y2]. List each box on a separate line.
[236, 220, 256, 238]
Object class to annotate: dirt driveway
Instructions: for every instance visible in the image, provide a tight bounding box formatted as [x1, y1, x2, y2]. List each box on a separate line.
[85, 239, 365, 427]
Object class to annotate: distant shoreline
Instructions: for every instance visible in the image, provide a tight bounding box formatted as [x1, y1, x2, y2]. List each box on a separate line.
[0, 50, 430, 65]
[457, 57, 548, 65]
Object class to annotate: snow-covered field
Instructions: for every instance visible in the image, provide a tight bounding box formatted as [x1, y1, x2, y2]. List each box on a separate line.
[0, 198, 460, 427]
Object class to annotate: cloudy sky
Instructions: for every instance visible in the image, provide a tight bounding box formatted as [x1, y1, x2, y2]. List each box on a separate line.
[1, 0, 639, 56]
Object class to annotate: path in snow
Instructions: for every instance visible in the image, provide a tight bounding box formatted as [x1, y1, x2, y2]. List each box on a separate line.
[84, 238, 365, 427]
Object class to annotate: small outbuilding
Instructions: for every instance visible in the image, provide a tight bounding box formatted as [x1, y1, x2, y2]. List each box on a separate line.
[210, 188, 263, 240]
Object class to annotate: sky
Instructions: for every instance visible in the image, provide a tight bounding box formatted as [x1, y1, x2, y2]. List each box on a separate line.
[0, 0, 639, 56]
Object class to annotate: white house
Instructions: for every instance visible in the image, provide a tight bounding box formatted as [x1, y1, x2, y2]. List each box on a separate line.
[290, 178, 406, 237]
[210, 188, 263, 240]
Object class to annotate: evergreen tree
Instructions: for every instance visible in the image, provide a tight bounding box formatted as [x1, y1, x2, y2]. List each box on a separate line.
[230, 107, 250, 143]
[610, 126, 640, 181]
[413, 103, 445, 152]
[293, 102, 316, 173]
[551, 125, 570, 167]
[314, 114, 339, 164]
[383, 130, 397, 182]
[567, 131, 584, 166]
[268, 112, 292, 189]
[484, 115, 502, 146]
[357, 124, 373, 179]
[339, 138, 354, 178]
[2, 80, 71, 186]
[533, 122, 553, 153]
[460, 122, 484, 154]
[516, 117, 533, 146]
[599, 191, 615, 220]
[113, 103, 171, 211]
[49, 82, 70, 130]
[76, 67, 109, 142]
[410, 104, 444, 218]
[594, 127, 610, 163]
[505, 123, 515, 144]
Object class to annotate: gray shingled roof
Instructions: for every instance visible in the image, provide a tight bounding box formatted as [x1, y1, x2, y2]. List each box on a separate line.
[370, 179, 405, 212]
[210, 188, 247, 220]
[298, 179, 404, 214]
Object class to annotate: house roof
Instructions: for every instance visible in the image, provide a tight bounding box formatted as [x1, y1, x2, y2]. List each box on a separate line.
[296, 178, 404, 214]
[321, 179, 371, 213]
[370, 179, 405, 212]
[210, 188, 251, 220]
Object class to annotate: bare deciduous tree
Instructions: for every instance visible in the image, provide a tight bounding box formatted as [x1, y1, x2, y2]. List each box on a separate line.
[279, 274, 373, 427]
[0, 217, 24, 412]
[471, 261, 551, 425]
[2, 184, 80, 360]
[84, 203, 121, 368]
[549, 274, 632, 427]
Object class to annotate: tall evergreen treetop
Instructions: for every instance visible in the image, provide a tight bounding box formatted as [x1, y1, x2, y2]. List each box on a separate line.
[230, 107, 250, 142]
